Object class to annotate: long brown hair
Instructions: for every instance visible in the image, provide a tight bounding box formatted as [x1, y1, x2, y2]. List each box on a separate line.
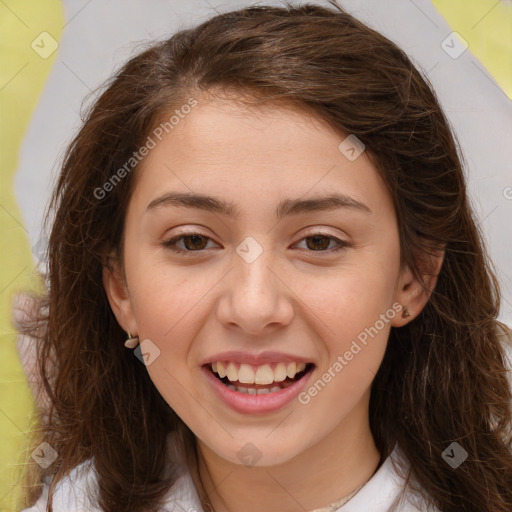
[20, 2, 512, 511]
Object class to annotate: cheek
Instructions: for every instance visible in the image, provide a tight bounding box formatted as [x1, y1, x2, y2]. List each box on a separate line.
[299, 279, 393, 416]
[126, 267, 206, 411]
[303, 256, 398, 396]
[308, 263, 398, 343]
[128, 255, 208, 338]
[132, 275, 204, 419]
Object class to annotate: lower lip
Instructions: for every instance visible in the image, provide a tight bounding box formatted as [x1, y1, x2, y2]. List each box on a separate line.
[202, 365, 314, 414]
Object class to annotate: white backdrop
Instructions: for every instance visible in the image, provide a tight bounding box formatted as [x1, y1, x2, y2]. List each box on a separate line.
[14, 0, 512, 324]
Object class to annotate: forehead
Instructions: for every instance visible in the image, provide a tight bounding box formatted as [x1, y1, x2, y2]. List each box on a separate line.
[129, 96, 393, 219]
[153, 96, 341, 161]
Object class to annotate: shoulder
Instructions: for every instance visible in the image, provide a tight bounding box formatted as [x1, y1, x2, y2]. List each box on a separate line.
[20, 459, 203, 512]
[339, 446, 441, 512]
[20, 460, 101, 512]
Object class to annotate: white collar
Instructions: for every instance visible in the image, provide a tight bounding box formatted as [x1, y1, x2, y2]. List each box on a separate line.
[159, 445, 439, 512]
[22, 445, 439, 512]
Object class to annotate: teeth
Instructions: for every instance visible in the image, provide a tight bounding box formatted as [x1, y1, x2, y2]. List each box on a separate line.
[273, 363, 288, 382]
[255, 365, 274, 385]
[226, 362, 238, 382]
[211, 361, 308, 384]
[286, 362, 297, 378]
[238, 363, 255, 384]
[225, 383, 279, 395]
[217, 362, 226, 378]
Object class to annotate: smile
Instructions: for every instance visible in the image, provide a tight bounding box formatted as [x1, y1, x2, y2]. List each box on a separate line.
[203, 359, 315, 413]
[210, 361, 310, 394]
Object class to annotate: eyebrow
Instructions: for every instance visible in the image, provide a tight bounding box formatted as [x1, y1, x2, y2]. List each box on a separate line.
[145, 191, 372, 218]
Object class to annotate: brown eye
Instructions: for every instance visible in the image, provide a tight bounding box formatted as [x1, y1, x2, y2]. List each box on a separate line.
[295, 233, 350, 254]
[162, 231, 350, 257]
[305, 235, 332, 251]
[162, 233, 217, 253]
[181, 234, 209, 250]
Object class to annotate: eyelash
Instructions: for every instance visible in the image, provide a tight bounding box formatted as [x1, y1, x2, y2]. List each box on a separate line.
[161, 231, 351, 256]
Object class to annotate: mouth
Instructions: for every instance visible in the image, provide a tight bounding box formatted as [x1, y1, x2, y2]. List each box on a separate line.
[205, 361, 315, 395]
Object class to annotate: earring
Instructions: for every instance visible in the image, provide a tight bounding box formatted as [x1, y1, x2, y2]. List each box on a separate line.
[401, 305, 411, 318]
[124, 332, 139, 349]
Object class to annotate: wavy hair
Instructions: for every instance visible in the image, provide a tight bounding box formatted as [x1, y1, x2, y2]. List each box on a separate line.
[20, 2, 512, 511]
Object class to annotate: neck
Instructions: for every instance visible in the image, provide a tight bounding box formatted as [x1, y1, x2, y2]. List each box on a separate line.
[196, 394, 380, 512]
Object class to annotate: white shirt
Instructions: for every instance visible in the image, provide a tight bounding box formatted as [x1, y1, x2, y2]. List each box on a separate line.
[21, 446, 440, 512]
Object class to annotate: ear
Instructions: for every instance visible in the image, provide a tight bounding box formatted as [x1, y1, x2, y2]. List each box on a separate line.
[102, 253, 138, 336]
[391, 246, 445, 327]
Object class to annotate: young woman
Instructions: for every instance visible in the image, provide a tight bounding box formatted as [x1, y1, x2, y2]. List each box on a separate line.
[19, 1, 512, 511]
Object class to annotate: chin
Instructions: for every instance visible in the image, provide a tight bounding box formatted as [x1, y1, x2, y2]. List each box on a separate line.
[214, 436, 307, 468]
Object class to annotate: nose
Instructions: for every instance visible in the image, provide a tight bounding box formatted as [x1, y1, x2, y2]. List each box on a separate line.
[216, 243, 295, 336]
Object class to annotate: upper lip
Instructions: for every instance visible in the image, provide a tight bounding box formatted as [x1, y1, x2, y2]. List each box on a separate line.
[201, 350, 314, 366]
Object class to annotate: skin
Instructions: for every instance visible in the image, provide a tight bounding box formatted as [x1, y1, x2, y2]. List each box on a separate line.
[103, 95, 442, 512]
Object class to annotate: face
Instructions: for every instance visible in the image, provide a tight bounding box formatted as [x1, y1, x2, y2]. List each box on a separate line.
[104, 96, 418, 467]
